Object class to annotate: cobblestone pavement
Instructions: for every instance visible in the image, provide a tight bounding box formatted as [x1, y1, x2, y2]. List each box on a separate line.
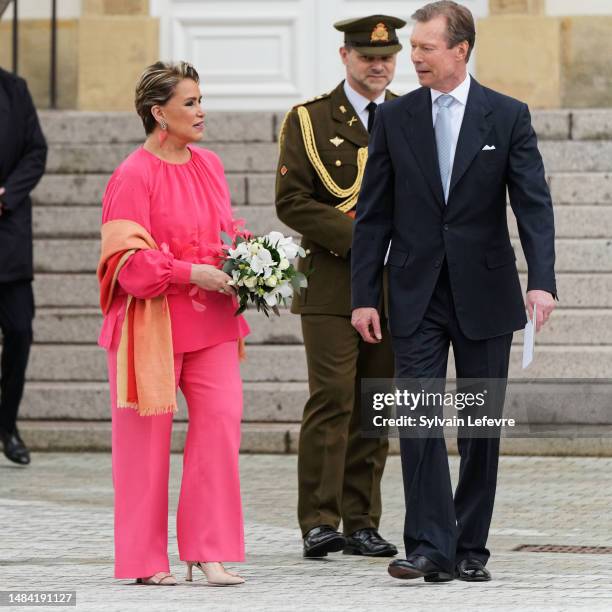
[1, 453, 612, 611]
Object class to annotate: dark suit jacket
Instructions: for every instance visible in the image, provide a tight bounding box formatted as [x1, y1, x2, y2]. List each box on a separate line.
[0, 68, 47, 283]
[351, 77, 556, 340]
[276, 81, 395, 316]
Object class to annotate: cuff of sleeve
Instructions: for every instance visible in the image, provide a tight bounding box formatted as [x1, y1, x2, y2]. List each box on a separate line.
[171, 259, 192, 285]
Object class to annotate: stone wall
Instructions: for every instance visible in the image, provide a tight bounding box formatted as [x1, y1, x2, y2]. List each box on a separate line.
[0, 0, 158, 110]
[477, 5, 612, 108]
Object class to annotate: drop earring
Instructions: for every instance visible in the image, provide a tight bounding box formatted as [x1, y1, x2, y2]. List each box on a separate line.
[158, 120, 168, 145]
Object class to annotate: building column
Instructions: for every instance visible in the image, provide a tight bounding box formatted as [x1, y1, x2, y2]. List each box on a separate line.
[77, 0, 159, 111]
[477, 0, 612, 108]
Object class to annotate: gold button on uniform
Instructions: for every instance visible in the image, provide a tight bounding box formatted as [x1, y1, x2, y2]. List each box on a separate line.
[335, 160, 342, 166]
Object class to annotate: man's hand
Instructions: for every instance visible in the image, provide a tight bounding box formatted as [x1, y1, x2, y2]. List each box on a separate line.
[0, 187, 5, 216]
[526, 290, 556, 332]
[351, 307, 382, 344]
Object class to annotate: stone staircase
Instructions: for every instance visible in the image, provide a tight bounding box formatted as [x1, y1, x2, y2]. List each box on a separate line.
[13, 109, 612, 455]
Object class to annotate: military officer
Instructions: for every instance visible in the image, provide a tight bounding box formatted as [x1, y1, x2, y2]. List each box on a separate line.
[275, 15, 406, 558]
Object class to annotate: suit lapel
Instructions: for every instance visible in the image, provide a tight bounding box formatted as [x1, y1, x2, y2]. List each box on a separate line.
[402, 87, 445, 208]
[449, 78, 492, 196]
[330, 82, 369, 148]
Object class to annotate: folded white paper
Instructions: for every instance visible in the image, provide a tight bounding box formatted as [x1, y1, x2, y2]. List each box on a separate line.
[522, 303, 536, 369]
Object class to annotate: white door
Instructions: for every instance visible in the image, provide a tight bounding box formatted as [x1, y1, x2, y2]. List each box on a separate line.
[151, 0, 489, 111]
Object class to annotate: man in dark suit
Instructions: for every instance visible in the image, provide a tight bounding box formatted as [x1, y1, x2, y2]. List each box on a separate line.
[0, 67, 47, 465]
[351, 1, 556, 582]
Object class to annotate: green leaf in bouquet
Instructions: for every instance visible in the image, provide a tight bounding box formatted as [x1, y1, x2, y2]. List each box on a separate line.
[272, 305, 281, 317]
[290, 275, 302, 291]
[295, 272, 308, 288]
[235, 235, 246, 245]
[222, 260, 235, 275]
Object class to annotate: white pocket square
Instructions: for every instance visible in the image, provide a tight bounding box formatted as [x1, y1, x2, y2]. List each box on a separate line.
[482, 144, 496, 151]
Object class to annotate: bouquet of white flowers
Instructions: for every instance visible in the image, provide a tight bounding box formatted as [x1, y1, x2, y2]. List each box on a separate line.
[221, 230, 309, 317]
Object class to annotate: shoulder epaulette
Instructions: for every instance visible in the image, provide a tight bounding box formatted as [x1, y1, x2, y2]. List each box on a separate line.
[292, 91, 331, 109]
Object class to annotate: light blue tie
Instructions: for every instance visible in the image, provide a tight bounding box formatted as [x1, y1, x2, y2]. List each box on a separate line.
[435, 94, 454, 203]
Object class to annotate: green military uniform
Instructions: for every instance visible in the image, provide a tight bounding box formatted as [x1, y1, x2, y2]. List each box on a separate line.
[275, 15, 405, 538]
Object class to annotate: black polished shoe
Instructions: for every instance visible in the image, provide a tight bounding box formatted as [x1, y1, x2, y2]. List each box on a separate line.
[388, 555, 453, 582]
[303, 525, 347, 558]
[0, 427, 31, 465]
[343, 528, 398, 557]
[455, 558, 491, 582]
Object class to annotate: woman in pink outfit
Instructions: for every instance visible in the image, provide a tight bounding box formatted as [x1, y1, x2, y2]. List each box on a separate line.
[98, 61, 249, 586]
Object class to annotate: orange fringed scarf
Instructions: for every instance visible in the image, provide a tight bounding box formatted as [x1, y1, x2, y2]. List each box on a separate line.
[98, 219, 177, 416]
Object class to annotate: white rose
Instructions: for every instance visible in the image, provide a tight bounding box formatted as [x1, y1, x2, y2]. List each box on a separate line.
[249, 242, 260, 255]
[265, 275, 278, 288]
[244, 276, 258, 289]
[279, 258, 290, 270]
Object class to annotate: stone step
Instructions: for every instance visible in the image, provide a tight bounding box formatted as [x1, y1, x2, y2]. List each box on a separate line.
[24, 344, 612, 382]
[15, 419, 612, 456]
[39, 111, 277, 144]
[539, 141, 612, 173]
[21, 381, 307, 423]
[44, 142, 279, 175]
[32, 172, 612, 208]
[571, 110, 612, 140]
[549, 173, 612, 205]
[42, 141, 612, 175]
[34, 274, 99, 308]
[20, 381, 612, 426]
[32, 308, 302, 345]
[31, 205, 294, 239]
[30, 308, 612, 346]
[37, 109, 612, 144]
[32, 203, 612, 239]
[31, 272, 612, 309]
[30, 237, 612, 274]
[17, 420, 297, 454]
[31, 173, 248, 206]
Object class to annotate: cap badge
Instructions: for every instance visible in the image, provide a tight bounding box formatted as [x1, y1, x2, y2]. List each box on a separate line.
[371, 23, 389, 43]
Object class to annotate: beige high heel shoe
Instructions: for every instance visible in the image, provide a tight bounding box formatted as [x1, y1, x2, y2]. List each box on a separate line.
[185, 561, 245, 586]
[135, 571, 177, 586]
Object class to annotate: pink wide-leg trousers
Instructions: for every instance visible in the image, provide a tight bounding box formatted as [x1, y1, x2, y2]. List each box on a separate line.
[107, 340, 244, 578]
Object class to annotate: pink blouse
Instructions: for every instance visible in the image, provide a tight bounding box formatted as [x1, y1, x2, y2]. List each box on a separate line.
[98, 145, 250, 353]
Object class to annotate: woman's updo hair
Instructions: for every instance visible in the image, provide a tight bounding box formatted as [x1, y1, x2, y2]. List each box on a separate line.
[135, 61, 200, 134]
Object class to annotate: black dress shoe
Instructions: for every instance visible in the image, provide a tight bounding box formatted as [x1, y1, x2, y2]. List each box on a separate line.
[0, 427, 31, 465]
[303, 526, 347, 558]
[343, 528, 398, 557]
[455, 558, 491, 582]
[388, 555, 453, 582]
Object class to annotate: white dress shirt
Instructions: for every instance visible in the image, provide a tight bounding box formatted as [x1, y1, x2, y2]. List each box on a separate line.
[343, 80, 386, 131]
[431, 73, 471, 194]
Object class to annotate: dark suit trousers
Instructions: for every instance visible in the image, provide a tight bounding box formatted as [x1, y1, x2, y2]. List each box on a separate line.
[298, 314, 393, 536]
[392, 262, 512, 572]
[0, 281, 34, 433]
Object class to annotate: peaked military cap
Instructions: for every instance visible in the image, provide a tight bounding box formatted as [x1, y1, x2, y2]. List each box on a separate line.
[334, 14, 406, 56]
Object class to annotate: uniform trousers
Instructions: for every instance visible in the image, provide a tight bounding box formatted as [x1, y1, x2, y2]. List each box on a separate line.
[0, 281, 34, 434]
[107, 340, 244, 579]
[392, 262, 512, 573]
[298, 314, 394, 536]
